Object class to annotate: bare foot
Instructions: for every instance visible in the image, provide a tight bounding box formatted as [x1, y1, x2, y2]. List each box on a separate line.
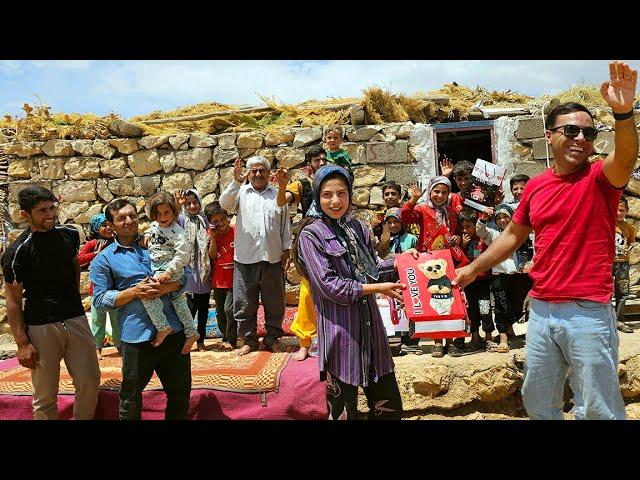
[96, 348, 102, 361]
[197, 341, 206, 352]
[181, 333, 200, 354]
[220, 342, 234, 352]
[152, 327, 173, 347]
[236, 345, 255, 356]
[293, 346, 308, 361]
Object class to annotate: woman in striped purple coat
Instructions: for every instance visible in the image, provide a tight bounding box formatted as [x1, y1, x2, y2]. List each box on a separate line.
[292, 165, 417, 420]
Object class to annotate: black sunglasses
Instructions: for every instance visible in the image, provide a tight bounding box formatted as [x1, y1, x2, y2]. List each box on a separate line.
[548, 124, 598, 141]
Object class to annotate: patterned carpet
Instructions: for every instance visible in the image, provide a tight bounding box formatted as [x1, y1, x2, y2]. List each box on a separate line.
[0, 348, 291, 395]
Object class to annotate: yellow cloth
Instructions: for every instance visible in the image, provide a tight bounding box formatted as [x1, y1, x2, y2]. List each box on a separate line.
[285, 180, 302, 204]
[290, 276, 317, 348]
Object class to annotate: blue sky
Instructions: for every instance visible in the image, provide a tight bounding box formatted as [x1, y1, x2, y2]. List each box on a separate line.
[1, 60, 638, 119]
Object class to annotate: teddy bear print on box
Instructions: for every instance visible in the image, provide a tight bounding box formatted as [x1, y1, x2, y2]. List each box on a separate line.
[395, 249, 468, 324]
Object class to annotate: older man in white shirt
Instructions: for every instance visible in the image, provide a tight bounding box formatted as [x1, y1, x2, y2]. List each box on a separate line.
[219, 156, 292, 355]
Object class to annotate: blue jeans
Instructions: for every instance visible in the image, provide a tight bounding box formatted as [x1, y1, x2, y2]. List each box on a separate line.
[522, 298, 625, 420]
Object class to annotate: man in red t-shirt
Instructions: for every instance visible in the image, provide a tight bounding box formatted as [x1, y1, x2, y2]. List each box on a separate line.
[454, 62, 638, 420]
[205, 202, 236, 351]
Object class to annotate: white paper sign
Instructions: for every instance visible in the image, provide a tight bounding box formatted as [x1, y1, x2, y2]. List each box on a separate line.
[471, 159, 506, 187]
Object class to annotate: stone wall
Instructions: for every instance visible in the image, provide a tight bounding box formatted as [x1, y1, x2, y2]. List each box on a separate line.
[0, 122, 422, 315]
[2, 115, 640, 321]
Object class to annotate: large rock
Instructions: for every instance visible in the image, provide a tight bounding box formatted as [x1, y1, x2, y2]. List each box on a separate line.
[275, 148, 305, 169]
[64, 157, 101, 179]
[620, 353, 640, 399]
[213, 147, 239, 167]
[53, 181, 96, 202]
[629, 244, 640, 265]
[217, 133, 237, 150]
[629, 264, 640, 287]
[169, 134, 190, 150]
[201, 193, 217, 207]
[75, 203, 105, 224]
[100, 158, 129, 178]
[8, 203, 23, 224]
[174, 148, 212, 171]
[625, 178, 640, 197]
[38, 158, 66, 180]
[353, 166, 385, 187]
[371, 133, 396, 142]
[627, 196, 640, 220]
[127, 149, 162, 176]
[108, 119, 143, 138]
[92, 140, 116, 160]
[255, 148, 276, 165]
[515, 116, 545, 140]
[218, 167, 235, 193]
[71, 140, 95, 156]
[292, 127, 323, 148]
[8, 160, 33, 179]
[352, 188, 370, 207]
[8, 181, 52, 203]
[108, 138, 139, 155]
[237, 132, 265, 149]
[162, 173, 193, 192]
[5, 142, 43, 157]
[239, 148, 258, 159]
[342, 143, 366, 165]
[108, 176, 161, 196]
[531, 138, 554, 161]
[158, 151, 176, 173]
[194, 168, 220, 196]
[365, 140, 408, 164]
[188, 133, 217, 148]
[96, 178, 114, 202]
[264, 130, 294, 146]
[42, 139, 74, 157]
[350, 104, 365, 125]
[393, 352, 523, 412]
[385, 164, 417, 186]
[58, 201, 89, 223]
[347, 125, 381, 142]
[382, 122, 413, 139]
[369, 186, 384, 206]
[138, 135, 170, 149]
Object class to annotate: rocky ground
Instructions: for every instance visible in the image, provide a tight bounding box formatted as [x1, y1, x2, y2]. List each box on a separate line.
[373, 321, 640, 420]
[3, 321, 640, 419]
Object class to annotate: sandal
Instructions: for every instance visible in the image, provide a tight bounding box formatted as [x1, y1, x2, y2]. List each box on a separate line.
[487, 341, 510, 353]
[448, 344, 463, 357]
[617, 322, 634, 334]
[431, 345, 444, 358]
[400, 344, 423, 356]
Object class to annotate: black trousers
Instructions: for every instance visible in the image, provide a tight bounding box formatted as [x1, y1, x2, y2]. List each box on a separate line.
[326, 372, 403, 420]
[613, 261, 630, 322]
[187, 292, 211, 342]
[465, 277, 494, 333]
[492, 273, 532, 334]
[214, 288, 237, 346]
[119, 332, 192, 420]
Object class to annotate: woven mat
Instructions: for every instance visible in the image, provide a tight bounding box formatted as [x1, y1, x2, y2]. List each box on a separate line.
[0, 348, 291, 395]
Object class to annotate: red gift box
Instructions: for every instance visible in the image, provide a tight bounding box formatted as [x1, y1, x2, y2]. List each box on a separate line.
[396, 249, 469, 339]
[420, 214, 469, 267]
